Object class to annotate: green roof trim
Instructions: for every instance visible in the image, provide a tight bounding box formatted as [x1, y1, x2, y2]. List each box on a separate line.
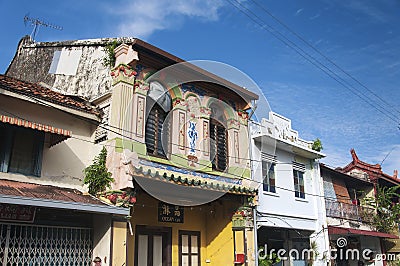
[132, 166, 257, 196]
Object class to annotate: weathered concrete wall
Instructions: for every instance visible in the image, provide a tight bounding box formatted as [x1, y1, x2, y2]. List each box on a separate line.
[6, 36, 136, 99]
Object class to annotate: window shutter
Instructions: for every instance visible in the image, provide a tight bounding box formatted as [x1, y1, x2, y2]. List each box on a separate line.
[292, 162, 306, 172]
[33, 131, 45, 177]
[145, 107, 157, 155]
[210, 120, 227, 171]
[145, 104, 168, 158]
[0, 125, 13, 172]
[261, 152, 277, 163]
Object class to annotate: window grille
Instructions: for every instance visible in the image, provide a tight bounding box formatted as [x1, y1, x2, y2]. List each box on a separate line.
[145, 103, 169, 158]
[94, 103, 109, 143]
[210, 119, 228, 171]
[0, 223, 93, 265]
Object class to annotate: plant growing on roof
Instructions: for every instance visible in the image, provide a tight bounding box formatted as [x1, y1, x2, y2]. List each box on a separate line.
[312, 138, 323, 152]
[362, 185, 400, 233]
[83, 147, 114, 195]
[103, 40, 118, 68]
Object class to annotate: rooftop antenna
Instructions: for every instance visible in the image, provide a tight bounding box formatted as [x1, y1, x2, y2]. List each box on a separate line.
[24, 14, 63, 41]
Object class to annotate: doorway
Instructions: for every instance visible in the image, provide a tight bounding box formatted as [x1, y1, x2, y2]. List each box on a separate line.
[134, 225, 172, 266]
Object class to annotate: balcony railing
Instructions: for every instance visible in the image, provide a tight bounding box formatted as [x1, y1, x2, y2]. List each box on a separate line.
[325, 199, 375, 223]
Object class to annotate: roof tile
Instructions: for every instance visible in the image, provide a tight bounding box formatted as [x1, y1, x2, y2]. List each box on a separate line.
[0, 74, 100, 116]
[0, 179, 105, 206]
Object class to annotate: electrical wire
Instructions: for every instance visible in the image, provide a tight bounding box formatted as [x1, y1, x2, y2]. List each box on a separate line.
[0, 105, 363, 201]
[249, 0, 400, 117]
[0, 83, 322, 165]
[225, 0, 400, 125]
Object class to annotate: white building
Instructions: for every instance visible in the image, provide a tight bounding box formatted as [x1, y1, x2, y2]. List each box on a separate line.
[250, 112, 329, 266]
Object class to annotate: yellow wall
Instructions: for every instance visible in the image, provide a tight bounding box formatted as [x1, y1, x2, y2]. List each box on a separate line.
[205, 199, 240, 265]
[127, 191, 246, 266]
[112, 221, 127, 266]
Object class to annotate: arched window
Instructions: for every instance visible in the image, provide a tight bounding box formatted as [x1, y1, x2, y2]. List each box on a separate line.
[209, 103, 228, 171]
[145, 82, 171, 158]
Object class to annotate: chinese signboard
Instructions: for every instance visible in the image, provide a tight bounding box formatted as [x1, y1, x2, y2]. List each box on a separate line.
[158, 202, 184, 223]
[0, 203, 36, 222]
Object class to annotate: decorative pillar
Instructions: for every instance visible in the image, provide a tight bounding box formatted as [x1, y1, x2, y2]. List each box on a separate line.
[109, 44, 138, 143]
[197, 106, 212, 170]
[170, 98, 188, 165]
[106, 44, 139, 190]
[227, 110, 251, 178]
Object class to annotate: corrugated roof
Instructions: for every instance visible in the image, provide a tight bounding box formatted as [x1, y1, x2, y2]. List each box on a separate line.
[0, 179, 103, 205]
[328, 225, 398, 239]
[0, 74, 100, 116]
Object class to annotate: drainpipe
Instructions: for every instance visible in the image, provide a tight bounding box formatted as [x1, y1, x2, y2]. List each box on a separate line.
[248, 122, 259, 266]
[248, 101, 258, 266]
[248, 120, 258, 265]
[254, 208, 259, 266]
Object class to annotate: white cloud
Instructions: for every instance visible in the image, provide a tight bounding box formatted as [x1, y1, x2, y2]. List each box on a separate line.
[107, 0, 225, 38]
[320, 145, 352, 169]
[329, 0, 389, 23]
[295, 8, 304, 16]
[309, 14, 321, 20]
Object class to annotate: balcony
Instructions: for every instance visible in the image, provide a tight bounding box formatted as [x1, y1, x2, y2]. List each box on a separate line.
[325, 199, 375, 223]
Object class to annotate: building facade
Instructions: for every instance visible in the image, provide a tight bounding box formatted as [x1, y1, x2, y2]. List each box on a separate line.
[98, 42, 261, 266]
[320, 164, 397, 266]
[0, 74, 129, 265]
[5, 35, 264, 266]
[250, 112, 328, 266]
[332, 150, 400, 264]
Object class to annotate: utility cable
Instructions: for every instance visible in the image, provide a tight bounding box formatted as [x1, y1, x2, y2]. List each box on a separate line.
[225, 0, 400, 124]
[0, 104, 373, 201]
[249, 0, 400, 117]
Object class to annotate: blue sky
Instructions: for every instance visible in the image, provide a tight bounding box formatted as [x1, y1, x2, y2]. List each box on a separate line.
[1, 0, 399, 174]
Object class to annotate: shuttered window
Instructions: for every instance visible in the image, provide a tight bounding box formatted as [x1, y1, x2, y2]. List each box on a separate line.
[0, 124, 44, 176]
[179, 231, 200, 266]
[262, 161, 276, 193]
[210, 119, 228, 171]
[145, 103, 169, 158]
[293, 170, 305, 199]
[261, 153, 277, 193]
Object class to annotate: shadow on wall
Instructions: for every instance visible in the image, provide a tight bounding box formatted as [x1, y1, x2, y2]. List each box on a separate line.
[41, 141, 87, 186]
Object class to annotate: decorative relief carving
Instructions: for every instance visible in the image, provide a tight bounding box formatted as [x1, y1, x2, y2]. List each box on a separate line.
[186, 96, 200, 120]
[111, 65, 137, 80]
[187, 121, 198, 155]
[134, 81, 150, 95]
[173, 98, 187, 108]
[234, 131, 239, 163]
[111, 65, 136, 85]
[136, 95, 145, 137]
[178, 111, 186, 150]
[237, 110, 249, 120]
[199, 106, 211, 116]
[203, 121, 209, 156]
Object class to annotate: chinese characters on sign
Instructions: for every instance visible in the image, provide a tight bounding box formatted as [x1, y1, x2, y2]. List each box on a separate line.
[0, 203, 36, 222]
[158, 202, 184, 223]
